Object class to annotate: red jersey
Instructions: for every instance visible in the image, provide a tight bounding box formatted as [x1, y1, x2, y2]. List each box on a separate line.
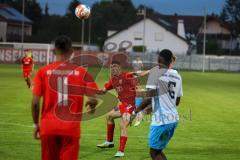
[104, 72, 138, 106]
[21, 56, 33, 71]
[32, 62, 98, 138]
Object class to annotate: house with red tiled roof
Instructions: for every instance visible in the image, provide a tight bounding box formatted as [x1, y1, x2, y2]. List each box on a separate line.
[0, 4, 32, 42]
[159, 14, 237, 53]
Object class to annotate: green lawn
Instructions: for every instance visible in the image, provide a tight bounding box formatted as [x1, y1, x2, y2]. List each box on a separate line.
[0, 64, 240, 160]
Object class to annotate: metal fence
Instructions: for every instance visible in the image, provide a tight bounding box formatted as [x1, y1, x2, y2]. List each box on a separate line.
[128, 52, 240, 72]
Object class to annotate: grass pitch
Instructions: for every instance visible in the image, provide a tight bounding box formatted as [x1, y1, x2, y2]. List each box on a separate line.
[0, 64, 240, 160]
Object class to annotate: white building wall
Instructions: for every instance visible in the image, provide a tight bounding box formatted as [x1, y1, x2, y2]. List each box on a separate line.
[105, 18, 189, 55]
[199, 20, 231, 34]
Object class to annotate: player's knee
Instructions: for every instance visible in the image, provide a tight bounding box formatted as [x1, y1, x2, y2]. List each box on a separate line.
[106, 113, 113, 121]
[120, 121, 128, 130]
[122, 113, 130, 122]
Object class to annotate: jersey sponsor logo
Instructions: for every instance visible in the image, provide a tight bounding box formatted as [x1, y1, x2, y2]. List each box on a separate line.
[74, 71, 80, 76]
[152, 113, 179, 125]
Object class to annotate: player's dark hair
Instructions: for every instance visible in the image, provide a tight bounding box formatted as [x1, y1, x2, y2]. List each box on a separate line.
[111, 60, 121, 66]
[158, 49, 174, 67]
[54, 35, 72, 54]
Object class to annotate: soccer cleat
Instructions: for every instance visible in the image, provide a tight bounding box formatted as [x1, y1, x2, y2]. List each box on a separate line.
[134, 120, 141, 127]
[97, 141, 114, 148]
[114, 151, 125, 157]
[134, 112, 143, 127]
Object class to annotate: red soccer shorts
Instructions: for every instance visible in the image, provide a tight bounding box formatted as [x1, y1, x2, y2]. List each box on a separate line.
[41, 135, 79, 160]
[22, 69, 31, 79]
[118, 103, 136, 115]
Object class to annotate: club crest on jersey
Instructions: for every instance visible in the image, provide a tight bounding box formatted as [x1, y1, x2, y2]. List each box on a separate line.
[47, 70, 52, 75]
[74, 71, 79, 76]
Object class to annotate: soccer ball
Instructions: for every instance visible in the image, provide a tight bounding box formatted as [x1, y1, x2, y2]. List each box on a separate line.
[75, 4, 91, 20]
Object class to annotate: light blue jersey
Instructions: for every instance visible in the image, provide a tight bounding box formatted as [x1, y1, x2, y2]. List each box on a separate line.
[146, 67, 183, 150]
[146, 67, 183, 126]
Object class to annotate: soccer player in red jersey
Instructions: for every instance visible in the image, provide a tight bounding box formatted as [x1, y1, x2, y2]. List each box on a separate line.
[21, 50, 34, 88]
[97, 61, 142, 157]
[31, 36, 98, 160]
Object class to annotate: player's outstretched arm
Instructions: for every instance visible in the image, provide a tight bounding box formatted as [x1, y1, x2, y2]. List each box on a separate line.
[135, 98, 152, 114]
[136, 88, 157, 97]
[131, 70, 150, 77]
[97, 88, 108, 95]
[130, 98, 152, 125]
[139, 70, 150, 77]
[176, 97, 181, 106]
[31, 95, 41, 140]
[32, 63, 35, 73]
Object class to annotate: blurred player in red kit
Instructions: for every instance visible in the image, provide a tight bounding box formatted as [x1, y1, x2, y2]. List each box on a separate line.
[97, 61, 144, 157]
[21, 50, 34, 88]
[31, 35, 98, 160]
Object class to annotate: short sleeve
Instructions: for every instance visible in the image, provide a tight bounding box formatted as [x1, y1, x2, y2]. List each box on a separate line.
[126, 72, 134, 78]
[104, 80, 113, 90]
[146, 67, 167, 89]
[32, 69, 43, 96]
[146, 67, 159, 89]
[83, 71, 99, 97]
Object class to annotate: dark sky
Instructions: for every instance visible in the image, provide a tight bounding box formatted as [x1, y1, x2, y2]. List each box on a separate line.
[39, 0, 226, 16]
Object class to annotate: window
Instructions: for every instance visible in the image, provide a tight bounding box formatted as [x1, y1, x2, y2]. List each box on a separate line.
[155, 32, 164, 41]
[134, 32, 143, 40]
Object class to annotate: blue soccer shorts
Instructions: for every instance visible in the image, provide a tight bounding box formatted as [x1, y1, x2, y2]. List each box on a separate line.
[149, 122, 178, 151]
[135, 97, 144, 108]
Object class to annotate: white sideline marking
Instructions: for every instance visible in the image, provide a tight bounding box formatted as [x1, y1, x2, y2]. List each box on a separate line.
[0, 122, 32, 128]
[0, 130, 147, 139]
[0, 122, 150, 138]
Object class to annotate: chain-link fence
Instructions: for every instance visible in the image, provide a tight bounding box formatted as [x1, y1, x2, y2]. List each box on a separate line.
[128, 52, 240, 72]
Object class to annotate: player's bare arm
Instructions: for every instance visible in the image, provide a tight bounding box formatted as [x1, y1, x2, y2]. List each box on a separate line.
[136, 98, 151, 113]
[31, 95, 41, 140]
[97, 88, 108, 95]
[136, 88, 158, 97]
[131, 70, 150, 77]
[32, 63, 35, 73]
[130, 98, 152, 124]
[176, 97, 181, 106]
[106, 108, 121, 122]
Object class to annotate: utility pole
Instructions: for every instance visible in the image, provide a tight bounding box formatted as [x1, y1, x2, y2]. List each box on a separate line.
[81, 20, 85, 49]
[143, 6, 146, 54]
[88, 16, 92, 46]
[21, 0, 25, 55]
[137, 6, 147, 55]
[202, 8, 207, 73]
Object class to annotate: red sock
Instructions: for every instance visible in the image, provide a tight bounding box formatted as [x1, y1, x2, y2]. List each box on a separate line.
[119, 136, 128, 152]
[107, 123, 115, 142]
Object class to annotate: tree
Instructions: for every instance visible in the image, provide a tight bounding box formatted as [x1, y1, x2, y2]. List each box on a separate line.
[25, 0, 42, 33]
[44, 3, 49, 17]
[137, 4, 157, 16]
[221, 0, 240, 34]
[66, 0, 81, 17]
[91, 0, 137, 47]
[2, 0, 42, 33]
